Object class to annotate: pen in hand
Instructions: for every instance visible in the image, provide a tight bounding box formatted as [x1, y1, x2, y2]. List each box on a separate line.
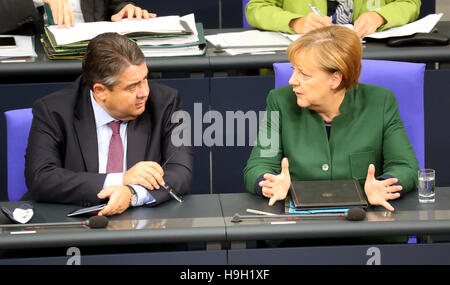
[160, 149, 183, 204]
[308, 3, 322, 16]
[161, 183, 183, 203]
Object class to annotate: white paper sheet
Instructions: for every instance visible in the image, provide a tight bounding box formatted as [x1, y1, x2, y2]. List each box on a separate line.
[364, 13, 443, 39]
[206, 30, 291, 48]
[48, 15, 188, 45]
[136, 14, 199, 46]
[0, 35, 37, 59]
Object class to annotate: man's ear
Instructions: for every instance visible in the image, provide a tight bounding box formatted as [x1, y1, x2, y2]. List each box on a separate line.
[329, 71, 343, 90]
[93, 83, 107, 101]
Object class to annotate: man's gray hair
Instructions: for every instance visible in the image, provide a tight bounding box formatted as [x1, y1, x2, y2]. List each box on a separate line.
[82, 32, 145, 90]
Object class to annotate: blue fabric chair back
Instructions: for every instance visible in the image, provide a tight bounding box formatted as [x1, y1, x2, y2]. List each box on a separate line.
[273, 59, 425, 169]
[4, 108, 33, 201]
[242, 0, 251, 28]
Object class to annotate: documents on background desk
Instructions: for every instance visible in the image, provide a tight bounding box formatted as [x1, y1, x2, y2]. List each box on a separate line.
[205, 30, 291, 55]
[0, 35, 37, 63]
[41, 13, 205, 59]
[209, 13, 443, 56]
[286, 13, 443, 41]
[365, 13, 443, 39]
[136, 14, 206, 57]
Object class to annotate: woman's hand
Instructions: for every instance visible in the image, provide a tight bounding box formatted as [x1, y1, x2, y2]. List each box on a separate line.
[354, 11, 386, 38]
[289, 13, 332, 34]
[259, 158, 291, 206]
[364, 164, 402, 211]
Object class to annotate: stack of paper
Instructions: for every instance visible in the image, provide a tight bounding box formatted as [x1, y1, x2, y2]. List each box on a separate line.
[136, 14, 206, 57]
[205, 30, 291, 55]
[41, 14, 206, 59]
[0, 35, 37, 63]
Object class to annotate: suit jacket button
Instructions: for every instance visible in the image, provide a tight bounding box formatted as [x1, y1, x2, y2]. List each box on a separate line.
[322, 164, 329, 171]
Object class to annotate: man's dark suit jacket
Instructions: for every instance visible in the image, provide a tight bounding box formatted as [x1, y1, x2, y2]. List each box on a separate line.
[23, 75, 193, 207]
[0, 0, 135, 35]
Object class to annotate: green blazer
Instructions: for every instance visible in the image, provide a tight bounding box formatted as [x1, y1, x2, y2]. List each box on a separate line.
[244, 83, 419, 195]
[246, 0, 421, 34]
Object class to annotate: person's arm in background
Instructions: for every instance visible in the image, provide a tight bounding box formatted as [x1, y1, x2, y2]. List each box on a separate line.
[354, 0, 421, 37]
[246, 0, 299, 33]
[246, 0, 331, 34]
[0, 0, 43, 35]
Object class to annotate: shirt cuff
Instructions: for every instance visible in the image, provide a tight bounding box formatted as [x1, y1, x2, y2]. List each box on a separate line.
[253, 172, 277, 197]
[129, 184, 156, 206]
[103, 173, 124, 188]
[376, 174, 405, 197]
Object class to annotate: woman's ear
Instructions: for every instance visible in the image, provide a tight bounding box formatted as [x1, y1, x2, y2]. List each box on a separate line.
[329, 71, 343, 90]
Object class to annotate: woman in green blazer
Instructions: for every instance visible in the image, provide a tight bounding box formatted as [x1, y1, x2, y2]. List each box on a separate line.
[245, 0, 421, 37]
[244, 26, 419, 211]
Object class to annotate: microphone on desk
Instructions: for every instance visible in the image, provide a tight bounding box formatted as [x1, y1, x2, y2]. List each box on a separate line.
[0, 215, 109, 230]
[231, 207, 366, 223]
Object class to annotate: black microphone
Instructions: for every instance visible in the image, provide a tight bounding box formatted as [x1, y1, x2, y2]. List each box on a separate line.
[0, 215, 109, 229]
[231, 207, 366, 223]
[82, 215, 109, 228]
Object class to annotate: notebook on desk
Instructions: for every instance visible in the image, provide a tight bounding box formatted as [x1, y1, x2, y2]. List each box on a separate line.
[288, 179, 368, 211]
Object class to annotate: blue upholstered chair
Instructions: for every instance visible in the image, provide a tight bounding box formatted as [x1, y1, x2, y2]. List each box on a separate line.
[4, 108, 33, 201]
[242, 0, 251, 28]
[273, 59, 426, 169]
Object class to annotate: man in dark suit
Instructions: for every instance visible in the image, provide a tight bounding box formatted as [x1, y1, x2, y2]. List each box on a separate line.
[23, 32, 193, 216]
[0, 0, 154, 35]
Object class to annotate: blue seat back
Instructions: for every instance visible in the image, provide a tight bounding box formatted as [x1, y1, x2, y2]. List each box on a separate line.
[242, 0, 251, 28]
[4, 108, 33, 201]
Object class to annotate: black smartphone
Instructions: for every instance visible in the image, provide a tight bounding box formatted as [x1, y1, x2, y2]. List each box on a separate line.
[0, 37, 17, 48]
[67, 204, 107, 217]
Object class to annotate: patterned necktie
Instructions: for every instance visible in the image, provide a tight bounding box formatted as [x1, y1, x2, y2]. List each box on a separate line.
[331, 0, 354, 25]
[106, 121, 123, 173]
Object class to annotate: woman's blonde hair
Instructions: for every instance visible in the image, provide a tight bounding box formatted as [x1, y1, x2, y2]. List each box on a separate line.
[287, 26, 362, 90]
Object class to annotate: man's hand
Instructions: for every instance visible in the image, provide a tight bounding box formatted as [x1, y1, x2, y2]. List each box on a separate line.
[354, 11, 386, 38]
[364, 164, 402, 211]
[259, 158, 291, 206]
[97, 185, 132, 216]
[123, 161, 164, 190]
[289, 13, 332, 34]
[43, 0, 75, 28]
[111, 4, 156, 22]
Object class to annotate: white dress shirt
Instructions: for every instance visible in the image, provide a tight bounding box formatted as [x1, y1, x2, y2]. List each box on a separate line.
[90, 91, 155, 206]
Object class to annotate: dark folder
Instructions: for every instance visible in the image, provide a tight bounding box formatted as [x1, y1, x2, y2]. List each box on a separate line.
[289, 179, 368, 210]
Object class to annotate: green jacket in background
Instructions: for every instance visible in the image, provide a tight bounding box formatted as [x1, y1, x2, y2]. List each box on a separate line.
[244, 83, 419, 196]
[245, 0, 421, 34]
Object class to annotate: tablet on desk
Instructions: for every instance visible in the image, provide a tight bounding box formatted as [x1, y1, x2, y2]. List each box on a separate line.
[289, 179, 368, 210]
[67, 204, 106, 217]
